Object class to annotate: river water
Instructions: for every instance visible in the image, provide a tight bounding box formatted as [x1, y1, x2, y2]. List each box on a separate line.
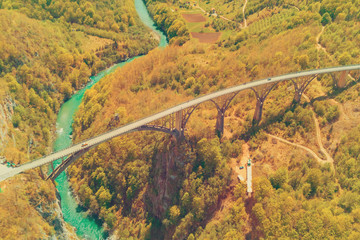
[52, 0, 167, 239]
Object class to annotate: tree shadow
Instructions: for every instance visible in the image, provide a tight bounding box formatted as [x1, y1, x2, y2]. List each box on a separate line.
[310, 80, 358, 104]
[238, 80, 359, 141]
[239, 103, 296, 141]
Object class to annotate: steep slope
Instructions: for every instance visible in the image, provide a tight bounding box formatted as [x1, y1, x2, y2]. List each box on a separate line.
[0, 0, 158, 236]
[68, 1, 360, 239]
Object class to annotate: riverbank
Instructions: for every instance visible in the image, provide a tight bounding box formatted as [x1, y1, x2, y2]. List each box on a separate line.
[51, 0, 168, 239]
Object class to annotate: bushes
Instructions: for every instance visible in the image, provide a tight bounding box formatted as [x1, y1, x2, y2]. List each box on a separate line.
[335, 126, 360, 190]
[221, 139, 243, 158]
[313, 100, 339, 124]
[282, 105, 313, 136]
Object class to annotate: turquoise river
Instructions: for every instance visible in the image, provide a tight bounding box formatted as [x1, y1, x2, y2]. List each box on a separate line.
[52, 0, 167, 239]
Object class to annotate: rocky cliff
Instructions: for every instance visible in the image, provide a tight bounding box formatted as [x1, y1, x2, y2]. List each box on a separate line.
[0, 95, 15, 152]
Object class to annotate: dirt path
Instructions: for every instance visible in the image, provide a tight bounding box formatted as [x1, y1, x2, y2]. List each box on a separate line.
[267, 134, 324, 163]
[243, 0, 248, 28]
[329, 99, 349, 121]
[311, 112, 334, 164]
[241, 143, 250, 166]
[316, 27, 356, 80]
[220, 15, 234, 22]
[210, 143, 249, 223]
[303, 94, 334, 164]
[197, 5, 206, 13]
[288, 4, 300, 11]
[316, 26, 335, 63]
[266, 93, 334, 165]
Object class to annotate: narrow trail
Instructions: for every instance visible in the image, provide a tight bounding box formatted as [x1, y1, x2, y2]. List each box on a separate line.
[242, 0, 248, 28]
[316, 26, 335, 63]
[288, 4, 300, 11]
[241, 143, 250, 166]
[328, 99, 349, 121]
[303, 94, 334, 164]
[266, 94, 334, 165]
[197, 5, 206, 13]
[267, 134, 324, 163]
[220, 15, 234, 22]
[312, 112, 334, 164]
[316, 26, 356, 81]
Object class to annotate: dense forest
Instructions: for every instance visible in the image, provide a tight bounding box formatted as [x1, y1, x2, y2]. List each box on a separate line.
[68, 0, 360, 239]
[0, 0, 158, 239]
[145, 0, 190, 45]
[1, 0, 360, 239]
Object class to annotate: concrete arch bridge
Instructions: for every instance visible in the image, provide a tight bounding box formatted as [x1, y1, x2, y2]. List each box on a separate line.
[0, 65, 359, 182]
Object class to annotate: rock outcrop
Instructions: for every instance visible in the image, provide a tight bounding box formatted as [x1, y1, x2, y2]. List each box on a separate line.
[146, 138, 192, 219]
[0, 95, 15, 152]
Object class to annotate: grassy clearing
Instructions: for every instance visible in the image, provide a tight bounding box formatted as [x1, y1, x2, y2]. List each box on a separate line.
[80, 35, 114, 53]
[220, 30, 234, 41]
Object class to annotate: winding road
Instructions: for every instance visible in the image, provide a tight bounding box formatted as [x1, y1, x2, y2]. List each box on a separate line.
[0, 65, 360, 182]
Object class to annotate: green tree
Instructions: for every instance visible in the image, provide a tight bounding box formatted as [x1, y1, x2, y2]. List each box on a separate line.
[254, 177, 274, 201]
[95, 186, 112, 207]
[111, 22, 120, 32]
[321, 12, 332, 25]
[173, 213, 194, 240]
[298, 55, 309, 69]
[78, 184, 93, 208]
[338, 191, 360, 213]
[306, 168, 322, 196]
[196, 138, 222, 178]
[169, 205, 180, 223]
[339, 52, 351, 65]
[181, 192, 191, 211]
[270, 168, 288, 189]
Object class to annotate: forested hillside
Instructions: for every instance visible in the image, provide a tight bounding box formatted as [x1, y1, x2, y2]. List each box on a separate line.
[145, 0, 190, 45]
[69, 0, 360, 239]
[0, 0, 158, 238]
[2, 0, 360, 239]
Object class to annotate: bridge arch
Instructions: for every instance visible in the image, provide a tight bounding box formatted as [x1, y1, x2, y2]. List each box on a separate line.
[1, 65, 359, 182]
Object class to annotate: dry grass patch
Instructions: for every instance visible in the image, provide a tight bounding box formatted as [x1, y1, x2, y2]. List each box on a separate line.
[182, 13, 207, 22]
[191, 32, 221, 43]
[81, 35, 114, 52]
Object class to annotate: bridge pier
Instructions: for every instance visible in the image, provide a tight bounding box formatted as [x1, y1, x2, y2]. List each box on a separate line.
[331, 70, 348, 88]
[253, 99, 264, 124]
[175, 110, 183, 133]
[294, 90, 302, 103]
[292, 75, 318, 103]
[215, 111, 225, 137]
[135, 107, 200, 141]
[251, 83, 278, 125]
[211, 91, 240, 137]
